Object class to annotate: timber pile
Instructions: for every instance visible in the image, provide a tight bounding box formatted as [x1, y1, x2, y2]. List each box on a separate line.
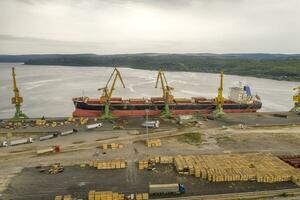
[145, 139, 161, 147]
[138, 156, 173, 170]
[89, 160, 126, 170]
[54, 195, 72, 200]
[101, 143, 124, 150]
[88, 190, 125, 200]
[173, 154, 300, 184]
[138, 160, 149, 170]
[135, 193, 149, 200]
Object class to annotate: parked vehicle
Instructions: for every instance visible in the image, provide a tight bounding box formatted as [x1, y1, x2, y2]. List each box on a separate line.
[39, 132, 58, 141]
[142, 120, 159, 128]
[60, 129, 77, 136]
[86, 123, 102, 130]
[10, 137, 34, 146]
[149, 183, 185, 195]
[0, 141, 8, 147]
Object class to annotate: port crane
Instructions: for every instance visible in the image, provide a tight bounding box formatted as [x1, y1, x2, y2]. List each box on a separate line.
[155, 69, 174, 118]
[11, 67, 28, 120]
[292, 86, 300, 113]
[98, 68, 125, 119]
[213, 70, 225, 117]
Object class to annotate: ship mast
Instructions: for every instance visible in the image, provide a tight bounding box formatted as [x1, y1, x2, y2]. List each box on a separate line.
[155, 69, 173, 118]
[213, 70, 225, 118]
[98, 68, 125, 119]
[11, 67, 28, 120]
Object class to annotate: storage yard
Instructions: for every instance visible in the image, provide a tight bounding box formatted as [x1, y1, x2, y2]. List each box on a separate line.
[0, 111, 300, 200]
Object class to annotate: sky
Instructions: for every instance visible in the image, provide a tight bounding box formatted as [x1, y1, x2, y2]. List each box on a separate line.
[0, 0, 299, 54]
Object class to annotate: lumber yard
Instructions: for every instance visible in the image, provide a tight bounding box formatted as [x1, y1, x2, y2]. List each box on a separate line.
[1, 68, 300, 200]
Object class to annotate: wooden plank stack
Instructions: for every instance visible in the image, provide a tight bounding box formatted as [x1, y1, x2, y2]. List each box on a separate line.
[138, 160, 149, 170]
[145, 139, 161, 147]
[100, 143, 124, 150]
[135, 193, 149, 200]
[89, 160, 126, 170]
[172, 154, 300, 183]
[54, 195, 72, 200]
[88, 190, 125, 200]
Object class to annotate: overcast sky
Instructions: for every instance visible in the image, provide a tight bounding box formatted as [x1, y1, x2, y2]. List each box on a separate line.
[0, 0, 299, 54]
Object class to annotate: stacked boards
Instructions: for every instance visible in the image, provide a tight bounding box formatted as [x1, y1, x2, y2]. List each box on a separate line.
[173, 154, 300, 183]
[89, 160, 126, 170]
[145, 139, 161, 147]
[88, 191, 124, 200]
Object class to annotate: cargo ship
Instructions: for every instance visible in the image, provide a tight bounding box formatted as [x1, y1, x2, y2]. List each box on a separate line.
[72, 69, 262, 117]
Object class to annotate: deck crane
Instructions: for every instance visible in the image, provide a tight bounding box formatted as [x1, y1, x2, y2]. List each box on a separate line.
[11, 67, 28, 120]
[213, 70, 225, 117]
[98, 68, 125, 119]
[155, 69, 174, 118]
[292, 86, 300, 113]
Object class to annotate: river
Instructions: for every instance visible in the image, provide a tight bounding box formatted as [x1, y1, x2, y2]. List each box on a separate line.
[0, 63, 298, 118]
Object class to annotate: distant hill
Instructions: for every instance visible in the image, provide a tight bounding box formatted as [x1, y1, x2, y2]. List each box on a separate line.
[1, 53, 300, 81]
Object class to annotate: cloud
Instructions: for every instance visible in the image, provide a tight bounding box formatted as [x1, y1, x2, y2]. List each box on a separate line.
[0, 0, 300, 54]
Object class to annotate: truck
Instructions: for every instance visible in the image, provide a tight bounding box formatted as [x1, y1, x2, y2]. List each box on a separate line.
[149, 183, 185, 195]
[142, 120, 159, 128]
[0, 141, 8, 147]
[39, 132, 58, 141]
[86, 123, 102, 130]
[10, 137, 34, 146]
[60, 129, 77, 136]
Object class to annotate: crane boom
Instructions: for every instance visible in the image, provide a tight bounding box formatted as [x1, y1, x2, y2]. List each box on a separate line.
[155, 69, 173, 118]
[155, 69, 173, 103]
[99, 68, 125, 103]
[98, 68, 125, 119]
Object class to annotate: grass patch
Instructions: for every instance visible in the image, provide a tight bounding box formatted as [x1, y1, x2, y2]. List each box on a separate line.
[177, 132, 202, 146]
[216, 135, 236, 144]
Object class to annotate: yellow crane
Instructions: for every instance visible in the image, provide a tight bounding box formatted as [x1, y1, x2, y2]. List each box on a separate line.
[155, 69, 173, 118]
[213, 70, 225, 117]
[98, 68, 125, 119]
[292, 86, 300, 112]
[11, 67, 28, 120]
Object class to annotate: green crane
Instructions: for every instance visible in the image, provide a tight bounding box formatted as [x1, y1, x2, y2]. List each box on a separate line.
[155, 69, 173, 118]
[11, 67, 28, 120]
[213, 70, 225, 118]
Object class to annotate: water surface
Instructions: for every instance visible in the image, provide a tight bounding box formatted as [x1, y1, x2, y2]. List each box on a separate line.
[0, 63, 298, 118]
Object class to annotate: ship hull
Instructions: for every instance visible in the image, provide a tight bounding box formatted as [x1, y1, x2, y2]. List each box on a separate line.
[72, 99, 262, 117]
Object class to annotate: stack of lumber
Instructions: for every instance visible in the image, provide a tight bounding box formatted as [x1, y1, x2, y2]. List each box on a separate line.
[88, 190, 124, 200]
[159, 156, 174, 164]
[145, 139, 161, 147]
[138, 160, 149, 170]
[89, 160, 126, 170]
[173, 154, 300, 183]
[101, 143, 123, 150]
[135, 193, 149, 200]
[54, 195, 72, 200]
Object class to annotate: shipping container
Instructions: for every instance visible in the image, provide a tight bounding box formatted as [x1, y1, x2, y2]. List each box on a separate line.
[39, 133, 58, 141]
[149, 183, 185, 195]
[10, 137, 33, 146]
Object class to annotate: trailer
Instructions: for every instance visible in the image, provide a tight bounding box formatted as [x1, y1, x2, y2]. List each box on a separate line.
[10, 137, 34, 146]
[142, 120, 159, 128]
[149, 183, 185, 195]
[37, 145, 60, 155]
[39, 132, 58, 141]
[86, 123, 102, 130]
[60, 129, 77, 136]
